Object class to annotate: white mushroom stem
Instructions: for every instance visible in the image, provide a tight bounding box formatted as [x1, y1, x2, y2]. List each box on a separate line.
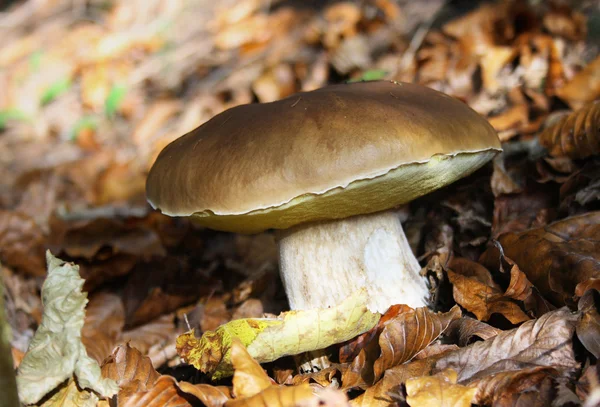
[277, 210, 429, 314]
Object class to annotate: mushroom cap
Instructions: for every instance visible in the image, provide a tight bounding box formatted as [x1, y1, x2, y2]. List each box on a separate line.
[146, 81, 501, 233]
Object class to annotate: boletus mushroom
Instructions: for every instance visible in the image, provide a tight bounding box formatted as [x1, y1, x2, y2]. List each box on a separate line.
[146, 81, 501, 315]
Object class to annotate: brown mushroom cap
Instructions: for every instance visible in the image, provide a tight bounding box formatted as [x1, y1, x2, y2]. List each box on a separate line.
[146, 81, 501, 233]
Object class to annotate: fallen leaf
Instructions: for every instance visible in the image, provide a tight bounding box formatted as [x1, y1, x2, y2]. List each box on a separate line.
[446, 257, 530, 324]
[434, 308, 579, 383]
[121, 313, 178, 356]
[350, 357, 442, 407]
[373, 306, 462, 381]
[406, 369, 477, 407]
[576, 289, 600, 359]
[338, 304, 409, 364]
[471, 366, 557, 406]
[341, 306, 460, 390]
[539, 101, 600, 159]
[119, 375, 229, 407]
[226, 340, 348, 407]
[446, 317, 501, 347]
[101, 343, 160, 391]
[556, 56, 600, 109]
[38, 377, 99, 407]
[480, 212, 600, 306]
[230, 339, 272, 398]
[81, 292, 125, 364]
[16, 252, 118, 404]
[178, 289, 380, 379]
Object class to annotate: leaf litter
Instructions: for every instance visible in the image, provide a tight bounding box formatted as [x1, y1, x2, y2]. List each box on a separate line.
[2, 0, 600, 406]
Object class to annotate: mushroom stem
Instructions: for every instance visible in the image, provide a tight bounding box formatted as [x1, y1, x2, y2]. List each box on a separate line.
[277, 210, 429, 314]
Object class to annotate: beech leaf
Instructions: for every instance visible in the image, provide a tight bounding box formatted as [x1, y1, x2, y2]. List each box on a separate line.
[373, 306, 461, 381]
[434, 308, 579, 383]
[177, 289, 380, 379]
[446, 257, 530, 324]
[16, 252, 118, 404]
[406, 369, 477, 407]
[480, 212, 600, 306]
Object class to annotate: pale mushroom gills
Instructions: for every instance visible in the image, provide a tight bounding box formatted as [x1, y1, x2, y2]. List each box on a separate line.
[146, 80, 501, 314]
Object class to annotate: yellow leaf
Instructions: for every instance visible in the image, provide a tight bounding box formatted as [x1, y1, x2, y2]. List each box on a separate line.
[231, 338, 272, 398]
[178, 289, 380, 379]
[406, 369, 477, 407]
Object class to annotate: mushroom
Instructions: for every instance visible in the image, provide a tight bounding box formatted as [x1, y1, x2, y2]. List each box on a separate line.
[146, 81, 501, 315]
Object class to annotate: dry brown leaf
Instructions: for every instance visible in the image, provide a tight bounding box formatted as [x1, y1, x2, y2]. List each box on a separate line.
[446, 317, 501, 347]
[350, 357, 442, 407]
[481, 46, 516, 93]
[372, 306, 461, 382]
[0, 210, 46, 277]
[232, 299, 264, 320]
[556, 55, 600, 109]
[225, 385, 316, 407]
[55, 217, 165, 260]
[227, 340, 348, 407]
[487, 104, 529, 139]
[230, 338, 272, 398]
[338, 304, 409, 364]
[119, 375, 229, 407]
[82, 292, 125, 363]
[101, 343, 160, 391]
[291, 367, 339, 387]
[434, 308, 579, 383]
[471, 366, 557, 406]
[492, 183, 556, 238]
[446, 257, 530, 324]
[480, 212, 600, 306]
[539, 101, 600, 159]
[559, 161, 600, 215]
[576, 289, 600, 359]
[123, 257, 218, 327]
[176, 381, 232, 407]
[491, 154, 523, 197]
[406, 369, 477, 407]
[121, 313, 178, 356]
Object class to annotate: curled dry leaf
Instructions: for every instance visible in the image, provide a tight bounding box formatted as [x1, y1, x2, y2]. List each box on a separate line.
[338, 304, 409, 363]
[480, 211, 600, 306]
[434, 308, 579, 383]
[16, 253, 118, 404]
[342, 306, 460, 390]
[406, 368, 477, 407]
[576, 289, 600, 359]
[373, 306, 461, 381]
[119, 375, 230, 407]
[100, 343, 160, 391]
[446, 317, 502, 347]
[446, 257, 530, 324]
[539, 101, 600, 159]
[177, 290, 379, 379]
